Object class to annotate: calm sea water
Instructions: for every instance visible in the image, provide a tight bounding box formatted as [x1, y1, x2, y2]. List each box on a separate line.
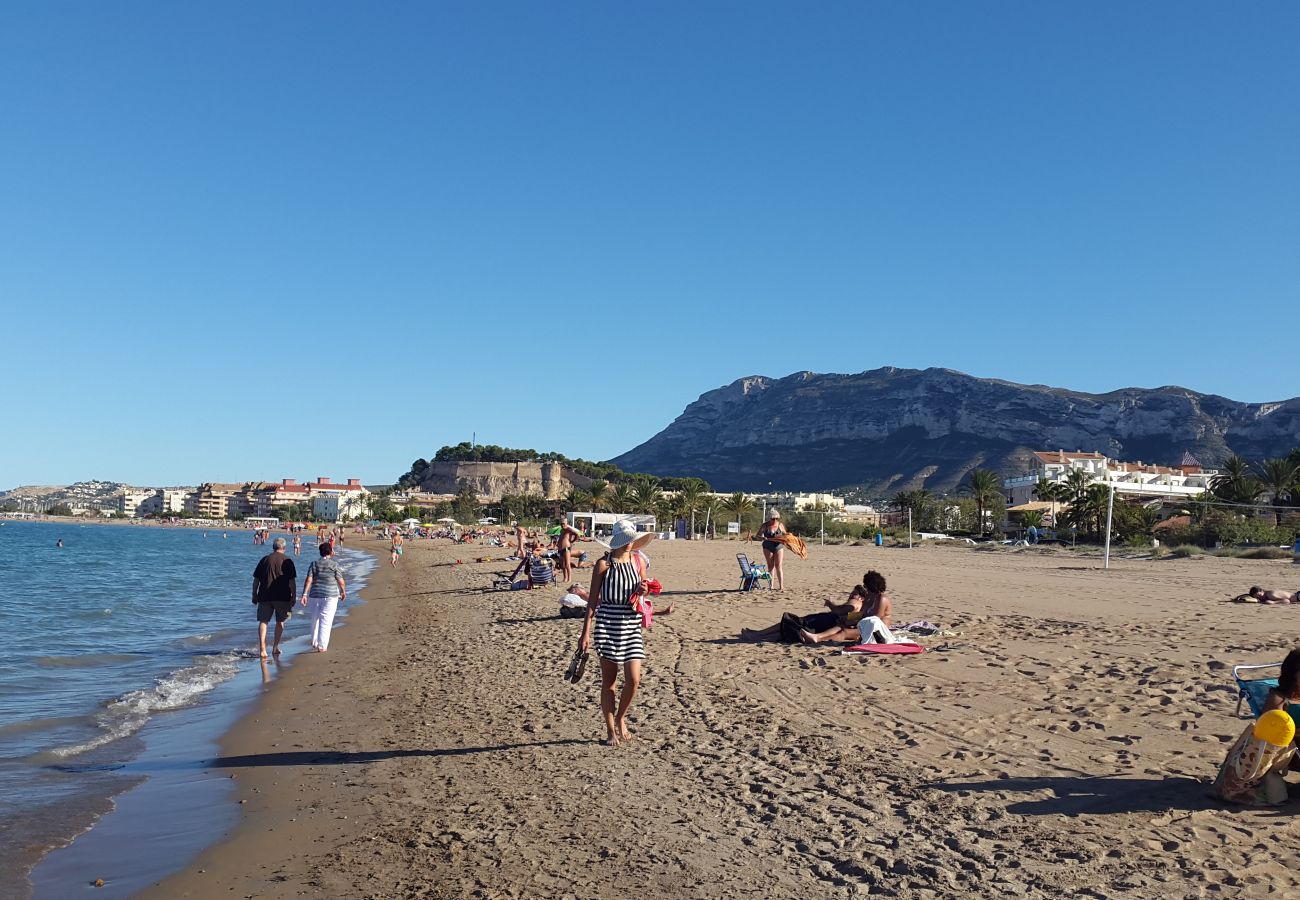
[0, 520, 376, 897]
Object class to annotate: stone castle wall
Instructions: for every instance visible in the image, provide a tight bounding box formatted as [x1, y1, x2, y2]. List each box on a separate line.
[418, 461, 592, 501]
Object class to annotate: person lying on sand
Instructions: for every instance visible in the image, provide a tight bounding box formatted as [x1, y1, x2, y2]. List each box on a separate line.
[1233, 586, 1298, 604]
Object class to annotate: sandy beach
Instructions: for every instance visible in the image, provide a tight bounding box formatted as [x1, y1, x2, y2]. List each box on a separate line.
[139, 536, 1300, 898]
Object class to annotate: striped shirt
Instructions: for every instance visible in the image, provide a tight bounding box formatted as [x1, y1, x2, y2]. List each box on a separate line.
[306, 557, 344, 599]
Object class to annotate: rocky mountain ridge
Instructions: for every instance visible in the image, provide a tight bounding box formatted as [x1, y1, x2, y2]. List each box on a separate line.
[610, 368, 1300, 495]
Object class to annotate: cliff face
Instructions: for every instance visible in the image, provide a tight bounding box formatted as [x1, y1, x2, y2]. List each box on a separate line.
[610, 368, 1300, 494]
[417, 461, 593, 501]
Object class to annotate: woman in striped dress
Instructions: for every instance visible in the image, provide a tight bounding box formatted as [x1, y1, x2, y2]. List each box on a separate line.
[579, 520, 656, 747]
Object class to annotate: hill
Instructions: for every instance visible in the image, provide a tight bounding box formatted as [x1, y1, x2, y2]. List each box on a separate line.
[610, 368, 1300, 495]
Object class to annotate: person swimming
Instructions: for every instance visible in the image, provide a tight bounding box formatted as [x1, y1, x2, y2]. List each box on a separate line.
[55, 539, 63, 548]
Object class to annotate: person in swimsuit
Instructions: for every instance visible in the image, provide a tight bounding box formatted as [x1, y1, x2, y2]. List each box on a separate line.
[555, 521, 585, 583]
[751, 510, 787, 590]
[1241, 587, 1298, 604]
[1262, 649, 1300, 717]
[800, 571, 893, 644]
[578, 520, 656, 747]
[390, 532, 404, 567]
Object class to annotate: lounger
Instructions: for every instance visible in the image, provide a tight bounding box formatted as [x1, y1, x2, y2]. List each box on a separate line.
[1233, 663, 1280, 717]
[737, 553, 771, 591]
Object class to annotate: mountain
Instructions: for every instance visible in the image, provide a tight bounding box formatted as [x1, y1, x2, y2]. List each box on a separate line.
[610, 368, 1300, 495]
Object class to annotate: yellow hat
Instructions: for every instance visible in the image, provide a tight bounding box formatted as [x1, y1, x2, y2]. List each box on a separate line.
[1253, 709, 1296, 748]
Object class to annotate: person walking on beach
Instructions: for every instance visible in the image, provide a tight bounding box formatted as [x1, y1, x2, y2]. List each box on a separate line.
[293, 534, 302, 555]
[252, 537, 297, 658]
[752, 509, 788, 590]
[301, 542, 346, 652]
[390, 532, 404, 567]
[578, 520, 656, 747]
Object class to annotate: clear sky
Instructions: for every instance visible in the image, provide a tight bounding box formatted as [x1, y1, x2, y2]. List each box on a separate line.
[2, 3, 1296, 487]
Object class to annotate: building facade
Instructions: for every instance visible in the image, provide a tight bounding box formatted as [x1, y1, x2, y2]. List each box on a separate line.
[1003, 450, 1218, 506]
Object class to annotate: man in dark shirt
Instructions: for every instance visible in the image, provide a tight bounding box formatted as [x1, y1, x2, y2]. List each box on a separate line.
[252, 537, 297, 658]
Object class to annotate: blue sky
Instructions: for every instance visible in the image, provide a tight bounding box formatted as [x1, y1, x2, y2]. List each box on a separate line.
[2, 3, 1296, 487]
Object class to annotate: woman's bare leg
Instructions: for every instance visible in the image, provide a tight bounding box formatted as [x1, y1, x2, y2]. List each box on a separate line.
[770, 548, 785, 590]
[615, 660, 641, 740]
[599, 658, 620, 746]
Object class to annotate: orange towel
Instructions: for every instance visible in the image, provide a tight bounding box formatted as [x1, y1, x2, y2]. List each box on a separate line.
[777, 533, 809, 560]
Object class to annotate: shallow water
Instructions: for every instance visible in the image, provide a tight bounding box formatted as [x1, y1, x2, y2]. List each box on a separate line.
[0, 521, 375, 897]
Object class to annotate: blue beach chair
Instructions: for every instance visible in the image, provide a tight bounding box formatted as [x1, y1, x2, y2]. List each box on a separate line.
[737, 554, 771, 591]
[1233, 663, 1280, 717]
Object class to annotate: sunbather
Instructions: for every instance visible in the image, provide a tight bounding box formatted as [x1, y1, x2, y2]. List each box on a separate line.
[1240, 586, 1298, 604]
[739, 571, 888, 644]
[800, 570, 892, 644]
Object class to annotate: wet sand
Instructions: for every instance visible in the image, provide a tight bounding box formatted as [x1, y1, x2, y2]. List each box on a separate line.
[141, 536, 1300, 898]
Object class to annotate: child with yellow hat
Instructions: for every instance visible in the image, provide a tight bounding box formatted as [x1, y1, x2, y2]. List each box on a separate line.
[1212, 709, 1297, 805]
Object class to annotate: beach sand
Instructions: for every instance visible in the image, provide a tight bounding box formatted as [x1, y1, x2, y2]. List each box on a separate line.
[140, 536, 1300, 898]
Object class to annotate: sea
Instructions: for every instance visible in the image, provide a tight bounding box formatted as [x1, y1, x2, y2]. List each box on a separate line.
[0, 520, 377, 899]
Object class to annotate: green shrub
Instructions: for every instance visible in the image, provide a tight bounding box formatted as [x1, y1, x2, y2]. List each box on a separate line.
[1168, 545, 1202, 558]
[1239, 547, 1294, 560]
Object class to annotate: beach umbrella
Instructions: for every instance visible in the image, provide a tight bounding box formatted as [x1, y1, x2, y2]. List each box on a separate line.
[437, 517, 458, 524]
[401, 517, 421, 525]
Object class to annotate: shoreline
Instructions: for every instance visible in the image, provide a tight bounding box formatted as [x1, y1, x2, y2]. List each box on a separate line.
[139, 536, 1300, 897]
[136, 538, 403, 898]
[13, 539, 380, 899]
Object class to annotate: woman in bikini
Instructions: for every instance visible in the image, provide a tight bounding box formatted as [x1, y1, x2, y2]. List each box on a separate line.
[752, 509, 787, 590]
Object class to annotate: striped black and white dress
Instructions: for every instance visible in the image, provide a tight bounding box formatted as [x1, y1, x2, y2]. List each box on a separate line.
[593, 557, 645, 663]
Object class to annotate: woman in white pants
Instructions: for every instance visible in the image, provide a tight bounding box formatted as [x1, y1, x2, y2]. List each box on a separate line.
[301, 542, 346, 652]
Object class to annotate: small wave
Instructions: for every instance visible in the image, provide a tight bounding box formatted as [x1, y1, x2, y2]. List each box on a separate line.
[47, 652, 243, 759]
[35, 653, 143, 669]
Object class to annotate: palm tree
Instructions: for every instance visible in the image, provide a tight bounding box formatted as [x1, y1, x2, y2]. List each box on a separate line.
[565, 488, 593, 511]
[701, 496, 724, 538]
[725, 491, 755, 534]
[631, 477, 662, 514]
[609, 483, 633, 514]
[1256, 457, 1299, 525]
[1060, 468, 1094, 513]
[1018, 509, 1044, 529]
[1213, 455, 1263, 504]
[677, 481, 705, 537]
[963, 468, 1002, 535]
[893, 489, 930, 527]
[587, 480, 609, 511]
[1033, 478, 1061, 527]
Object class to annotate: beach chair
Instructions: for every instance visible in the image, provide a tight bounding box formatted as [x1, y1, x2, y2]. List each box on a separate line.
[737, 554, 771, 591]
[1233, 663, 1280, 717]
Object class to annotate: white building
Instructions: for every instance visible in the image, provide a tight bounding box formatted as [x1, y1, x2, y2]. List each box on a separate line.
[564, 511, 656, 539]
[1004, 450, 1218, 506]
[117, 490, 156, 518]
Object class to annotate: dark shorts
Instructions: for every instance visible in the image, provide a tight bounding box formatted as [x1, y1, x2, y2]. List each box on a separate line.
[779, 611, 839, 642]
[762, 541, 782, 554]
[257, 600, 294, 624]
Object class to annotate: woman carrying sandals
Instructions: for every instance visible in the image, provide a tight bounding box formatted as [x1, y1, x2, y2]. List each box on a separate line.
[578, 520, 656, 747]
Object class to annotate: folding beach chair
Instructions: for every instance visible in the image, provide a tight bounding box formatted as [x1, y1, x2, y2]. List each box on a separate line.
[737, 553, 771, 591]
[1233, 663, 1280, 717]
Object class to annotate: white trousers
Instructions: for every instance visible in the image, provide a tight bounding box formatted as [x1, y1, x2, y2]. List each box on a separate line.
[309, 595, 339, 650]
[857, 615, 897, 644]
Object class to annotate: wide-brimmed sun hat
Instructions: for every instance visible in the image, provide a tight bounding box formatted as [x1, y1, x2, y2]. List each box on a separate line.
[599, 519, 657, 552]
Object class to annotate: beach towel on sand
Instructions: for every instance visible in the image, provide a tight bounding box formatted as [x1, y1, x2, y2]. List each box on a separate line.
[841, 643, 924, 655]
